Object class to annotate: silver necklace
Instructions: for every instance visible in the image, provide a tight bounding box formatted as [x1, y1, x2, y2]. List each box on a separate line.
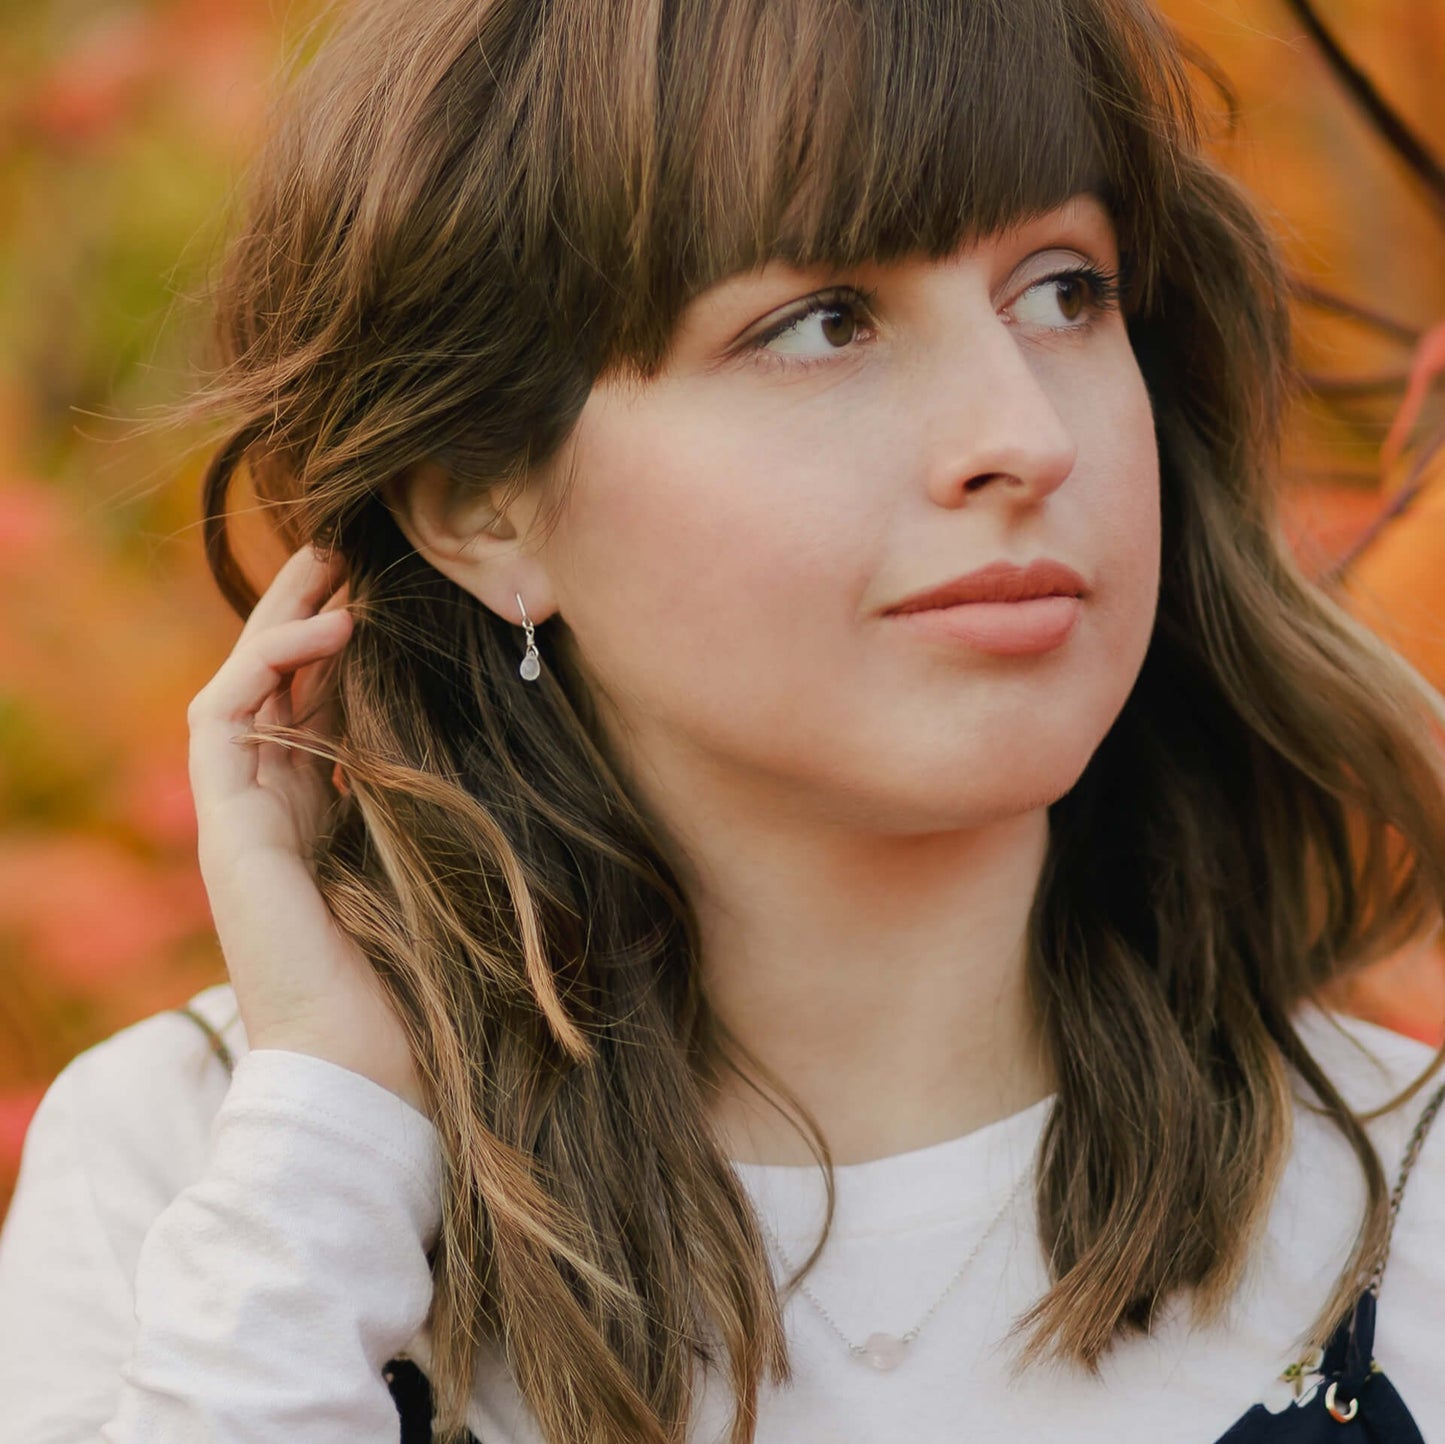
[755, 1165, 1032, 1371]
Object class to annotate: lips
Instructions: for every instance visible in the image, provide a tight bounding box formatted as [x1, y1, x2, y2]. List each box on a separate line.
[882, 558, 1088, 615]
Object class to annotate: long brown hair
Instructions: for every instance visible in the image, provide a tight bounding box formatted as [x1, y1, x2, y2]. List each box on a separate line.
[174, 0, 1445, 1439]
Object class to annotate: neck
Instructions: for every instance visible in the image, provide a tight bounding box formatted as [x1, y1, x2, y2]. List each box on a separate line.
[676, 803, 1056, 1167]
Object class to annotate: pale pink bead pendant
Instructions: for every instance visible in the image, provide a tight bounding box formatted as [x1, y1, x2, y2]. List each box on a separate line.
[860, 1332, 908, 1370]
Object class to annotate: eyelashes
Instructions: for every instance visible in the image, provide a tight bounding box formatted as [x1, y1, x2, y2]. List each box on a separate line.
[1042, 262, 1122, 324]
[747, 284, 884, 363]
[742, 262, 1124, 373]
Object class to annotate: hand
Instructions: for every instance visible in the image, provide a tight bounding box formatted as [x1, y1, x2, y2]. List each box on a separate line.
[186, 543, 430, 1120]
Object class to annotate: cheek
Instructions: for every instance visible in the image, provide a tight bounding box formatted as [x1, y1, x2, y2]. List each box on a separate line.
[1100, 372, 1163, 633]
[1038, 369, 1161, 774]
[1051, 363, 1160, 714]
[548, 391, 877, 723]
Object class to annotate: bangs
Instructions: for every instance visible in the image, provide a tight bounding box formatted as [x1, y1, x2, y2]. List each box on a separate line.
[526, 0, 1196, 375]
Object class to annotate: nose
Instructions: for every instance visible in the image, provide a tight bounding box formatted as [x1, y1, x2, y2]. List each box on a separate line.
[918, 314, 1078, 511]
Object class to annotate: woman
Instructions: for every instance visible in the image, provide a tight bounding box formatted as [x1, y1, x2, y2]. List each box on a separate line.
[2, 0, 1444, 1440]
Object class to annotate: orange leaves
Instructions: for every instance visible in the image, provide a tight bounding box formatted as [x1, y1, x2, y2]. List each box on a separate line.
[1336, 447, 1445, 692]
[0, 1088, 46, 1190]
[0, 834, 208, 996]
[1, 1, 285, 160]
[1301, 316, 1445, 1049]
[1280, 482, 1386, 585]
[1379, 320, 1445, 480]
[18, 11, 157, 152]
[0, 475, 65, 559]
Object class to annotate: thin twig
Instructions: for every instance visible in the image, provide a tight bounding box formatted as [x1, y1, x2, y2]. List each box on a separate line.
[1316, 418, 1445, 589]
[1299, 369, 1414, 398]
[1288, 278, 1423, 346]
[1280, 0, 1445, 218]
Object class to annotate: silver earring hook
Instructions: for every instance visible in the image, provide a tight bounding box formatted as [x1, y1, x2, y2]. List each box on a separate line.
[516, 592, 541, 681]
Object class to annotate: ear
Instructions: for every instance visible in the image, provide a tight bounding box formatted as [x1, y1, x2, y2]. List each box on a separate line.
[380, 461, 558, 624]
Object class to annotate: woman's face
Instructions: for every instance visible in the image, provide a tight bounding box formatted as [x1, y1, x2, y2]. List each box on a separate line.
[534, 190, 1160, 833]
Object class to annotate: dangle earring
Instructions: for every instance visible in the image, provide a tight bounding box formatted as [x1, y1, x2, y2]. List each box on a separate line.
[515, 593, 542, 681]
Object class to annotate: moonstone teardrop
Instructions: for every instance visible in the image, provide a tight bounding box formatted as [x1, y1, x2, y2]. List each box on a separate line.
[861, 1332, 907, 1371]
[520, 651, 541, 681]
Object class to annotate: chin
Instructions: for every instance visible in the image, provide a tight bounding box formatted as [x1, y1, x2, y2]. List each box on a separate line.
[941, 741, 1101, 822]
[831, 757, 1090, 835]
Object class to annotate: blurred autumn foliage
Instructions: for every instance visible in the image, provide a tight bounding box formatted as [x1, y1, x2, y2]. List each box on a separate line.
[1, 0, 1443, 1213]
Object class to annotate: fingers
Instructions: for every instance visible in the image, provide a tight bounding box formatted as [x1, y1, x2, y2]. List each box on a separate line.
[285, 548, 353, 740]
[317, 577, 351, 617]
[237, 543, 349, 647]
[189, 593, 354, 819]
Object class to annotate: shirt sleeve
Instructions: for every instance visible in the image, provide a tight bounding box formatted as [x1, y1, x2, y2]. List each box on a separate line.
[0, 1036, 443, 1444]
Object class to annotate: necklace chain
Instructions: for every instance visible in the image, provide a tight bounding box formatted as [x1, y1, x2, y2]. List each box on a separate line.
[754, 1164, 1032, 1369]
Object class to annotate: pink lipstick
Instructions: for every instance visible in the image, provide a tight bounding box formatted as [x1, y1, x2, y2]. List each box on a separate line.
[882, 558, 1087, 656]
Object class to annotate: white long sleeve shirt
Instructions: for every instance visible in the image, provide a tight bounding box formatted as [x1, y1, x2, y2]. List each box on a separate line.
[0, 982, 1443, 1444]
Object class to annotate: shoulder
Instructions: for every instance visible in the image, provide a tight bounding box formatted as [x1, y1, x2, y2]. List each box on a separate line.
[54, 979, 250, 1123]
[1284, 999, 1445, 1235]
[1288, 1001, 1445, 1217]
[1242, 1003, 1445, 1304]
[12, 983, 251, 1280]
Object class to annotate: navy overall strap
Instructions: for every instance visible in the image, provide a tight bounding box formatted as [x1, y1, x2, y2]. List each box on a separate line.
[384, 1357, 457, 1442]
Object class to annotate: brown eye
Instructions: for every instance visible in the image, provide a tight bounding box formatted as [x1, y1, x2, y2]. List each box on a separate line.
[1055, 277, 1088, 323]
[1008, 265, 1120, 333]
[819, 305, 858, 348]
[750, 286, 879, 367]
